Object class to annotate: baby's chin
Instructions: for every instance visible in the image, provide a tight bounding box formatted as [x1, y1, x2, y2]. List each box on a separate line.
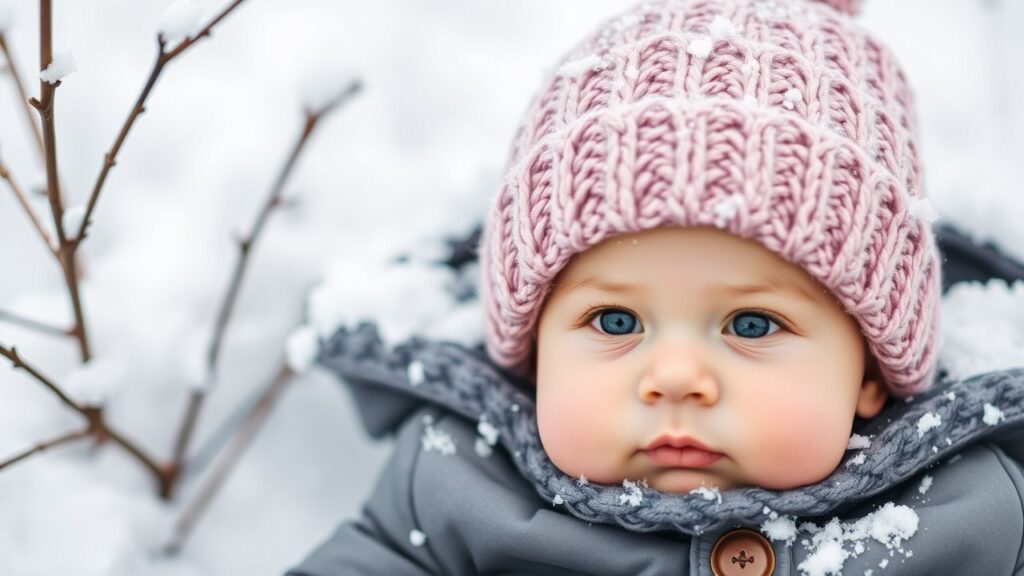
[644, 469, 739, 493]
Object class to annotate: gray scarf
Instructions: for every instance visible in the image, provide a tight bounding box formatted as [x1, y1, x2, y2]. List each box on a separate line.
[319, 322, 1024, 536]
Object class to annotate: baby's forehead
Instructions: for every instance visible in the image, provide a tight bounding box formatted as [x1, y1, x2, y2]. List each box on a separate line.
[553, 248, 823, 304]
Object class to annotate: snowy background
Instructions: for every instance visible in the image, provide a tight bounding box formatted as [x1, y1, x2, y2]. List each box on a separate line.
[0, 1, 1022, 574]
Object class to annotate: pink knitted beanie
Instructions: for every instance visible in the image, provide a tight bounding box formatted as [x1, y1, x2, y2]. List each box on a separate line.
[479, 0, 942, 396]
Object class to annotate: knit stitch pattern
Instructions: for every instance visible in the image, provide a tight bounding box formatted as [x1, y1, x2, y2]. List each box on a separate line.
[318, 323, 1024, 536]
[479, 0, 942, 395]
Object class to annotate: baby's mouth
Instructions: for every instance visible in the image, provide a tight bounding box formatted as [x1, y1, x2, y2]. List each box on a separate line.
[641, 434, 724, 468]
[642, 445, 723, 468]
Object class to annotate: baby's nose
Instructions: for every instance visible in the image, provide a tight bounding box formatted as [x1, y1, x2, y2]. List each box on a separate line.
[637, 340, 719, 406]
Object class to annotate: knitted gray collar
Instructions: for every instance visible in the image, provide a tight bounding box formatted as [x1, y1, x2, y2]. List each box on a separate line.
[319, 322, 1024, 536]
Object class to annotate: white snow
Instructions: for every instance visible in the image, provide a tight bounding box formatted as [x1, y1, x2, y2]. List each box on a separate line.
[558, 54, 605, 77]
[982, 403, 1006, 425]
[798, 539, 848, 576]
[761, 515, 797, 545]
[909, 197, 940, 224]
[308, 255, 484, 350]
[915, 412, 941, 437]
[708, 15, 738, 39]
[619, 479, 644, 507]
[847, 452, 867, 466]
[783, 87, 801, 110]
[552, 494, 564, 505]
[476, 418, 499, 446]
[847, 434, 872, 450]
[577, 474, 589, 486]
[407, 360, 425, 386]
[158, 0, 203, 42]
[0, 6, 12, 32]
[917, 475, 933, 495]
[408, 529, 427, 547]
[939, 280, 1024, 380]
[474, 438, 492, 458]
[284, 325, 318, 374]
[689, 485, 722, 504]
[713, 194, 745, 228]
[39, 51, 77, 84]
[65, 356, 127, 406]
[686, 36, 712, 58]
[61, 205, 86, 237]
[792, 503, 919, 576]
[944, 391, 956, 401]
[420, 423, 456, 456]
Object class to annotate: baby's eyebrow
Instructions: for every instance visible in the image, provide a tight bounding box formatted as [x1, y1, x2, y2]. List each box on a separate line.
[718, 278, 819, 304]
[563, 276, 819, 303]
[562, 277, 638, 294]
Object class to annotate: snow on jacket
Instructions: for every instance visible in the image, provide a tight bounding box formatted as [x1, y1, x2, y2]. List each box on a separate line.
[286, 225, 1024, 576]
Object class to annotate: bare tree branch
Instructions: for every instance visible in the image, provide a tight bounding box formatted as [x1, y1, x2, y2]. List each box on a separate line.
[73, 0, 249, 248]
[0, 426, 91, 472]
[29, 0, 91, 362]
[0, 343, 170, 493]
[166, 80, 362, 493]
[0, 308, 69, 337]
[164, 363, 294, 554]
[0, 155, 57, 256]
[0, 32, 45, 163]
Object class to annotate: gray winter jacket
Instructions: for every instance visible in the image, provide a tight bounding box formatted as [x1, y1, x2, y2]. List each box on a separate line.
[286, 323, 1024, 576]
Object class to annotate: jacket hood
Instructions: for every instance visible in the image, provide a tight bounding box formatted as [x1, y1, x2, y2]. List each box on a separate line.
[317, 320, 1024, 537]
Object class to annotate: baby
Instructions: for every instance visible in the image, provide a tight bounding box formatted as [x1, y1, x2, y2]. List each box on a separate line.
[288, 0, 1024, 574]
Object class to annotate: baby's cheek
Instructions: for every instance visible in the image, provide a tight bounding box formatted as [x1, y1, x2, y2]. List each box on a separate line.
[537, 380, 625, 483]
[746, 394, 851, 489]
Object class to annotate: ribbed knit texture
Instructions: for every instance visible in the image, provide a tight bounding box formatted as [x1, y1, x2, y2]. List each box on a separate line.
[318, 323, 1024, 536]
[480, 0, 942, 395]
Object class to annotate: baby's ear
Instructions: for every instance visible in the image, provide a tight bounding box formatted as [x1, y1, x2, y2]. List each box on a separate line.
[855, 351, 887, 419]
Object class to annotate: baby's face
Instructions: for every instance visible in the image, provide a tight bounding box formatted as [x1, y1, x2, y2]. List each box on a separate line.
[535, 226, 887, 493]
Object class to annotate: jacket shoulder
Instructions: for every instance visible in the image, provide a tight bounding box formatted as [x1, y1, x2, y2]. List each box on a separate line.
[786, 441, 1024, 575]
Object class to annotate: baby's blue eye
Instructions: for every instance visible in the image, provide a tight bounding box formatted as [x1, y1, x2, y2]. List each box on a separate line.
[591, 309, 642, 335]
[728, 312, 781, 338]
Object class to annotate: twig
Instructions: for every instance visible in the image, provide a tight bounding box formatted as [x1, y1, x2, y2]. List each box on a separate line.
[73, 0, 249, 248]
[0, 308, 69, 337]
[0, 427, 91, 472]
[0, 156, 58, 256]
[164, 363, 294, 554]
[166, 80, 362, 495]
[29, 0, 91, 362]
[0, 343, 170, 493]
[0, 33, 45, 163]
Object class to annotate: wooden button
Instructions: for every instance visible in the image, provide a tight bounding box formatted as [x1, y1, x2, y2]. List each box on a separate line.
[710, 528, 775, 576]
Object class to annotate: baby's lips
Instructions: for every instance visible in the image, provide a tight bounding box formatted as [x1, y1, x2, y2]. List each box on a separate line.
[643, 445, 724, 468]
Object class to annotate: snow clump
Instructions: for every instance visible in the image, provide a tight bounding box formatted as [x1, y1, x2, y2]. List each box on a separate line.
[939, 279, 1024, 380]
[558, 54, 606, 77]
[421, 423, 456, 456]
[847, 433, 871, 450]
[915, 412, 941, 437]
[158, 0, 202, 42]
[686, 36, 712, 58]
[40, 51, 76, 84]
[982, 403, 1006, 425]
[767, 502, 920, 576]
[619, 479, 644, 507]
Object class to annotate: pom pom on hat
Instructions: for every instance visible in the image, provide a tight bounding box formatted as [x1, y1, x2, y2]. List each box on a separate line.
[811, 0, 862, 16]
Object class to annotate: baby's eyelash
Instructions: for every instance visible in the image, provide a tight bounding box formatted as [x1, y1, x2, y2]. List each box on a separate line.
[577, 304, 634, 329]
[730, 308, 791, 332]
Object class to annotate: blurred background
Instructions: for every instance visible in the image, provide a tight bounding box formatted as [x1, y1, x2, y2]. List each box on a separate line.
[0, 1, 1021, 574]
